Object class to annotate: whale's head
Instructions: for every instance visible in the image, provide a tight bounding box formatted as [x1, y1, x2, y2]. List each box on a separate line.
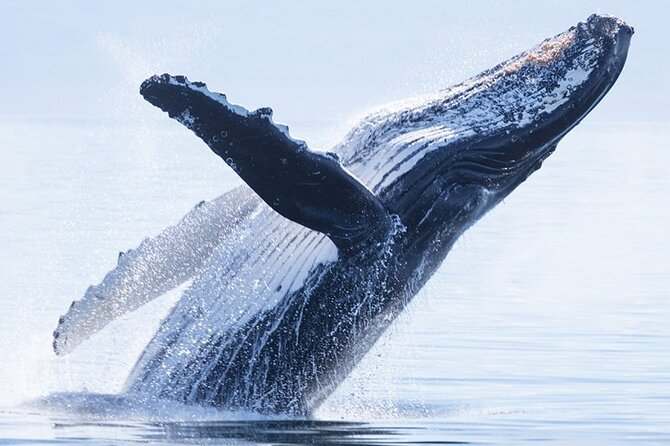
[338, 14, 632, 252]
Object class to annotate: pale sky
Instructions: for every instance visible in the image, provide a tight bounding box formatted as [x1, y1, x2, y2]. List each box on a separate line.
[1, 0, 667, 134]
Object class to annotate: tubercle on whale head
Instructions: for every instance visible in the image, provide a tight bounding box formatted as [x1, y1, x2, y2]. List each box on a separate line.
[478, 15, 628, 186]
[377, 14, 631, 240]
[481, 14, 633, 197]
[478, 14, 632, 163]
[502, 15, 632, 76]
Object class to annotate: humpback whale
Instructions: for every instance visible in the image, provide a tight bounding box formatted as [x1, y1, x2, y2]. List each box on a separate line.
[53, 15, 632, 416]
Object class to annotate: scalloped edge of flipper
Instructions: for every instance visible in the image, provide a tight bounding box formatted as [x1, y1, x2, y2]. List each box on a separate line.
[53, 187, 261, 355]
[141, 73, 310, 149]
[141, 74, 394, 253]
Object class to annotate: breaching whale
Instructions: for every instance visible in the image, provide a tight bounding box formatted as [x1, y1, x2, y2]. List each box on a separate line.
[53, 15, 632, 415]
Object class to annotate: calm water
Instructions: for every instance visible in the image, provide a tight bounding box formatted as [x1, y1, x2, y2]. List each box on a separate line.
[0, 118, 668, 445]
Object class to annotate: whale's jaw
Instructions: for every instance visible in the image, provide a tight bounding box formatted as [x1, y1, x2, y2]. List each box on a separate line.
[367, 14, 633, 241]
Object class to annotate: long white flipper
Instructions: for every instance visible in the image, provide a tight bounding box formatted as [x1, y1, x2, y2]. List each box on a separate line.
[53, 186, 260, 355]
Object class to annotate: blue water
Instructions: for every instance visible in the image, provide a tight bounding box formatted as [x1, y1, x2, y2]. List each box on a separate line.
[0, 118, 669, 444]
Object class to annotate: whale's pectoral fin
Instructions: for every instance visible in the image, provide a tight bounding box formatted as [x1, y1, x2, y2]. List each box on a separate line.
[52, 187, 261, 355]
[140, 74, 393, 252]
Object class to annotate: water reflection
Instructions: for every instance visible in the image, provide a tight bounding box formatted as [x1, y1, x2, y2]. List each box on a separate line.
[51, 419, 420, 446]
[154, 420, 401, 445]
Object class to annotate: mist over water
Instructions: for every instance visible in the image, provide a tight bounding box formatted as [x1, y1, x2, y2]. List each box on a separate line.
[1, 1, 669, 444]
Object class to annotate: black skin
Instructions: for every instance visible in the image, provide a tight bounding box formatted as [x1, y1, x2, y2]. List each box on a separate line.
[129, 16, 632, 415]
[140, 76, 391, 253]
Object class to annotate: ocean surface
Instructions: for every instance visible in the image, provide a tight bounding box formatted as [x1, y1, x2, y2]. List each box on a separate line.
[0, 117, 668, 445]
